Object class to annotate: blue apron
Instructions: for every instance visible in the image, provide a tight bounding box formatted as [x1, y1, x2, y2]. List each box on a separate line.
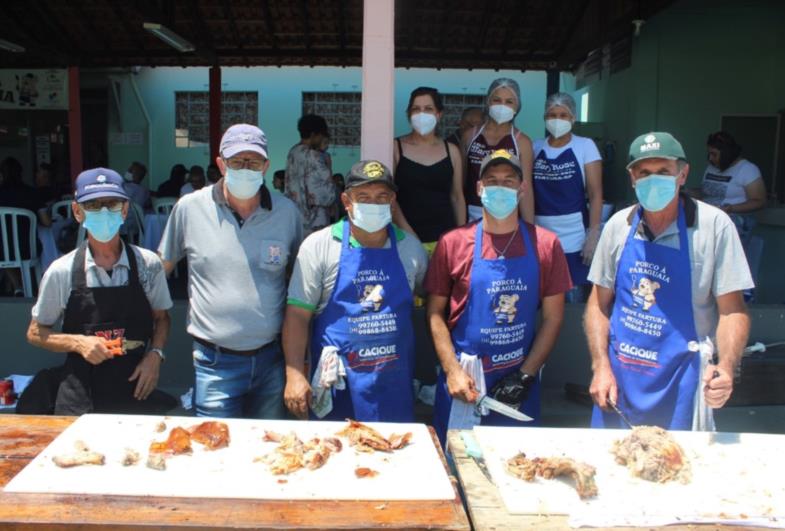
[310, 220, 415, 422]
[591, 205, 700, 429]
[433, 220, 541, 442]
[533, 146, 590, 285]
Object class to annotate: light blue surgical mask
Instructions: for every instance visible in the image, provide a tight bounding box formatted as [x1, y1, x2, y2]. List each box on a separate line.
[83, 208, 124, 243]
[351, 202, 391, 233]
[410, 112, 437, 135]
[225, 167, 264, 199]
[634, 175, 678, 212]
[481, 185, 519, 219]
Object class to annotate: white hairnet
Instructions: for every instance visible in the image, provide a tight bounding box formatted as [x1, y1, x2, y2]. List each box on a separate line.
[544, 92, 577, 118]
[487, 78, 521, 113]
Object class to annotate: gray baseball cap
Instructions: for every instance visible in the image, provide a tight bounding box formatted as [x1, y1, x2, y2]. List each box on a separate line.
[479, 149, 522, 178]
[220, 124, 268, 159]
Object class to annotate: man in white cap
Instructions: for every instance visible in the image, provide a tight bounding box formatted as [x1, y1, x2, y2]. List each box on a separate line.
[159, 124, 303, 419]
[585, 132, 753, 430]
[25, 168, 172, 415]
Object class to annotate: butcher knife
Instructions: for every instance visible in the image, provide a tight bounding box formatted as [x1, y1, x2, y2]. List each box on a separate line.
[476, 395, 533, 422]
[460, 431, 493, 483]
[608, 399, 635, 429]
[104, 338, 146, 356]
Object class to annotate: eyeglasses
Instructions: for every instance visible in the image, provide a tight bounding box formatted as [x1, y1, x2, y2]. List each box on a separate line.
[81, 199, 125, 212]
[224, 157, 266, 171]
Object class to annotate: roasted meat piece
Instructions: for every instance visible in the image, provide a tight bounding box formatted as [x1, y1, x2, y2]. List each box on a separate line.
[260, 432, 343, 475]
[355, 467, 379, 478]
[337, 419, 413, 453]
[506, 452, 598, 499]
[52, 440, 105, 468]
[612, 426, 691, 484]
[149, 426, 192, 455]
[189, 421, 230, 450]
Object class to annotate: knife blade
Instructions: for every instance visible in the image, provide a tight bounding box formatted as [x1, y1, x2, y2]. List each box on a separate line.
[460, 431, 493, 483]
[608, 399, 635, 429]
[476, 395, 533, 422]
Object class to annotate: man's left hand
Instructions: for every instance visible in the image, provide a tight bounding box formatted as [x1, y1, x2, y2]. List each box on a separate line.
[128, 351, 162, 400]
[703, 364, 734, 408]
[490, 371, 535, 407]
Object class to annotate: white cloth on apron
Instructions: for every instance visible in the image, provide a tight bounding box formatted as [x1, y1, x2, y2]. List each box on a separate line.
[689, 337, 716, 432]
[447, 353, 488, 430]
[310, 346, 347, 418]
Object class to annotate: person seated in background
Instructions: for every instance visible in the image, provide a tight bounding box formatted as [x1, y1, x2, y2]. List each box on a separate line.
[180, 165, 206, 197]
[0, 157, 41, 296]
[156, 164, 187, 198]
[34, 163, 59, 226]
[285, 114, 336, 234]
[332, 173, 345, 222]
[446, 106, 483, 147]
[272, 169, 286, 194]
[206, 163, 221, 184]
[22, 168, 172, 415]
[696, 131, 766, 244]
[124, 161, 150, 209]
[532, 93, 603, 302]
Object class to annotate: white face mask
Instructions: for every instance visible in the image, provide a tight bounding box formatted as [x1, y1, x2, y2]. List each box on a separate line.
[545, 118, 572, 139]
[225, 168, 264, 199]
[489, 104, 515, 124]
[410, 112, 438, 135]
[350, 203, 391, 233]
[123, 171, 134, 182]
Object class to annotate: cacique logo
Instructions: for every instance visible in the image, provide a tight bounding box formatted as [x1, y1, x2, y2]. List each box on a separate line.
[491, 349, 523, 363]
[619, 342, 658, 361]
[358, 345, 397, 358]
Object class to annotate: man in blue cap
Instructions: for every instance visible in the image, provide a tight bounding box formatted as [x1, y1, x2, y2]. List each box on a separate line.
[25, 168, 172, 414]
[585, 132, 753, 430]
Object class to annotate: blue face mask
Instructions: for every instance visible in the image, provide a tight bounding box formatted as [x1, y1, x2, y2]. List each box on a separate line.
[635, 175, 678, 212]
[225, 168, 264, 199]
[480, 185, 519, 219]
[83, 207, 124, 243]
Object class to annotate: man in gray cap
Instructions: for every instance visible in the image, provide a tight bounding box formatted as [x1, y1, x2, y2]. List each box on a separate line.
[282, 160, 427, 422]
[585, 132, 753, 431]
[159, 124, 303, 419]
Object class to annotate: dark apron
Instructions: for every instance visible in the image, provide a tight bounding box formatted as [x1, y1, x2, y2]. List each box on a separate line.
[54, 241, 154, 415]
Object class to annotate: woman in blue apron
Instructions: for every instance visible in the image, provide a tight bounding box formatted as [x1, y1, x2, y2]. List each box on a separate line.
[310, 220, 415, 422]
[433, 219, 541, 442]
[591, 205, 700, 429]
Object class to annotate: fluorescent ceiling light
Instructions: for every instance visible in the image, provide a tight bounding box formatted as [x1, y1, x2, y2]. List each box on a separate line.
[143, 22, 195, 53]
[0, 39, 25, 53]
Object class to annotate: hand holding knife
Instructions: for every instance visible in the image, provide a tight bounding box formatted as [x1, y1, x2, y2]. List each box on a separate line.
[103, 338, 146, 356]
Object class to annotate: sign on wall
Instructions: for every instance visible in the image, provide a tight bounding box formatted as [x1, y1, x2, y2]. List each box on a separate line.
[0, 69, 68, 110]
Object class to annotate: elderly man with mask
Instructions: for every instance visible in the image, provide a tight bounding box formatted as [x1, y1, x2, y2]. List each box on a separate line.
[463, 78, 535, 223]
[585, 132, 753, 430]
[159, 124, 303, 419]
[427, 149, 571, 443]
[282, 160, 428, 422]
[25, 168, 172, 414]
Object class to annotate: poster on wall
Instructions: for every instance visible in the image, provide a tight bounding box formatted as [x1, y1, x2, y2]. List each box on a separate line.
[0, 69, 68, 110]
[35, 135, 51, 165]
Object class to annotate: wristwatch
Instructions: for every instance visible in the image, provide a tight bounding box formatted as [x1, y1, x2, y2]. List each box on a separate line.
[150, 348, 165, 362]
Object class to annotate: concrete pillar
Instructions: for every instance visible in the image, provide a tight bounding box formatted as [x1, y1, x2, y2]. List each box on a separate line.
[209, 66, 222, 162]
[67, 66, 82, 180]
[360, 0, 395, 168]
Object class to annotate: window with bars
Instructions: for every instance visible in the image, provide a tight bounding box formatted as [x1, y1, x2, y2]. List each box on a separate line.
[174, 91, 259, 148]
[437, 93, 485, 137]
[302, 92, 362, 147]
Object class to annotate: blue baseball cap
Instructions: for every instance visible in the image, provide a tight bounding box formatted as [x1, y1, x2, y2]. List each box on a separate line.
[220, 124, 268, 159]
[74, 168, 129, 203]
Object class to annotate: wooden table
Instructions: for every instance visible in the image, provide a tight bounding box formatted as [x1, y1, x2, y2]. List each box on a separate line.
[0, 415, 470, 530]
[446, 429, 758, 531]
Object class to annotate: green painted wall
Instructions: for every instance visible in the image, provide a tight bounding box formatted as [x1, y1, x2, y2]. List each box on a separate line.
[105, 66, 548, 189]
[583, 0, 785, 203]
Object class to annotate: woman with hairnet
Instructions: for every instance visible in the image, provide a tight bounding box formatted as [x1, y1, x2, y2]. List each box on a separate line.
[462, 78, 534, 223]
[532, 93, 603, 302]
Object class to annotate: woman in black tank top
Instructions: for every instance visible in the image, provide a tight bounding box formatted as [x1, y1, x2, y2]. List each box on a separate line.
[393, 87, 466, 250]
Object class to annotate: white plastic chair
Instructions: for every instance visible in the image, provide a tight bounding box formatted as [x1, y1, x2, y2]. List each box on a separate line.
[50, 200, 73, 221]
[152, 197, 177, 216]
[0, 207, 42, 297]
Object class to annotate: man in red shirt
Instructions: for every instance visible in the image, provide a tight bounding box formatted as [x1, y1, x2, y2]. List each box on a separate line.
[425, 149, 571, 442]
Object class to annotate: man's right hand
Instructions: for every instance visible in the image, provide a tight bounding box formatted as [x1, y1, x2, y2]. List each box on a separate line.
[78, 336, 114, 365]
[284, 371, 312, 420]
[446, 366, 480, 404]
[589, 364, 618, 409]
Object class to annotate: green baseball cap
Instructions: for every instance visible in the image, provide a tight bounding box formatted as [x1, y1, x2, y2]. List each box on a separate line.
[626, 132, 686, 169]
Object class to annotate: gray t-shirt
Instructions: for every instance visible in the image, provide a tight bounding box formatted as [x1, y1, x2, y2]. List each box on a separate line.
[588, 198, 754, 339]
[287, 221, 428, 314]
[32, 243, 172, 327]
[158, 182, 303, 349]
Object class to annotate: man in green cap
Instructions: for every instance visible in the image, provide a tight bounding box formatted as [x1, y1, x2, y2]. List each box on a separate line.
[584, 132, 752, 431]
